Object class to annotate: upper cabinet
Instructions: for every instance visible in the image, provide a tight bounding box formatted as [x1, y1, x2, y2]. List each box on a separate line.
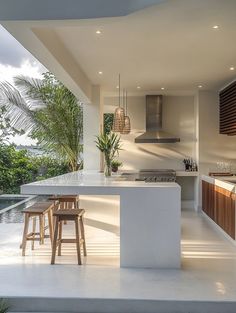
[220, 80, 236, 136]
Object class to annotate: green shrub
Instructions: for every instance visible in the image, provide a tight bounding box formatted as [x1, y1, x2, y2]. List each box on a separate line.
[0, 144, 70, 193]
[0, 299, 9, 313]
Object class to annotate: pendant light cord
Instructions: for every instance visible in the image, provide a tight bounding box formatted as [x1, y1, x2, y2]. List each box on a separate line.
[126, 90, 128, 115]
[118, 73, 121, 108]
[123, 88, 125, 113]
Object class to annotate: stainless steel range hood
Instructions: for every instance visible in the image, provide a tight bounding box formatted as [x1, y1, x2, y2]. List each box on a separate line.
[135, 95, 180, 143]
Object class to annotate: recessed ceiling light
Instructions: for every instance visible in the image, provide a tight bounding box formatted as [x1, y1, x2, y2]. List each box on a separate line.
[116, 85, 119, 89]
[96, 30, 102, 34]
[230, 67, 235, 71]
[198, 85, 203, 88]
[98, 71, 103, 75]
[213, 25, 219, 29]
[137, 86, 141, 89]
[161, 87, 165, 90]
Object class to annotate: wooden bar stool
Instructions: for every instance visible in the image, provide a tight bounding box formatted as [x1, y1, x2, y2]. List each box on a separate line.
[21, 202, 54, 256]
[51, 209, 87, 265]
[49, 195, 80, 225]
[49, 195, 80, 210]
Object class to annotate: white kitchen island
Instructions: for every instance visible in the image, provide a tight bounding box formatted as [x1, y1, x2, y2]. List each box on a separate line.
[21, 171, 181, 269]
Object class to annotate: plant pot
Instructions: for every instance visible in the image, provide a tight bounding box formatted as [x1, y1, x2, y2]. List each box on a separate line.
[112, 166, 119, 173]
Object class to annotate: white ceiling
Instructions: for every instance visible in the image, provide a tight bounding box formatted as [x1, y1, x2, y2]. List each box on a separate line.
[41, 0, 236, 93]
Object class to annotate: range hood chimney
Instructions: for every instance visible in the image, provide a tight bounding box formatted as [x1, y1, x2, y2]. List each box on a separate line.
[135, 95, 180, 143]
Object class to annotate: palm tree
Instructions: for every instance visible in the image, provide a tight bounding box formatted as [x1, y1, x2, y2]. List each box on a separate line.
[0, 72, 83, 171]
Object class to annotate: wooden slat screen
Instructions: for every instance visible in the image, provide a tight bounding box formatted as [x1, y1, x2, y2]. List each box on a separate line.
[220, 81, 236, 135]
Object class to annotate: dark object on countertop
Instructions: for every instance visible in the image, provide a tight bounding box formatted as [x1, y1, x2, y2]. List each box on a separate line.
[209, 172, 233, 177]
[183, 158, 198, 171]
[111, 160, 122, 173]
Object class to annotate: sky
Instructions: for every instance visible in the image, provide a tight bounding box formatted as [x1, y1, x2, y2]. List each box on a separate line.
[0, 25, 47, 145]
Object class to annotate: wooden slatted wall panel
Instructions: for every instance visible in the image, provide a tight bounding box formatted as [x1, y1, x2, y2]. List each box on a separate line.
[220, 81, 236, 135]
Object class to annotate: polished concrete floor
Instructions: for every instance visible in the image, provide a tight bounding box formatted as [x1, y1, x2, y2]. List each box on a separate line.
[1, 210, 236, 307]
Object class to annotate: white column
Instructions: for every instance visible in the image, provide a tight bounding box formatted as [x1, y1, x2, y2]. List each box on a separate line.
[83, 85, 103, 170]
[194, 92, 200, 211]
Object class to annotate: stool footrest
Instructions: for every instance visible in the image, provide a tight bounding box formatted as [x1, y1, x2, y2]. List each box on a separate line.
[26, 234, 50, 241]
[57, 238, 84, 244]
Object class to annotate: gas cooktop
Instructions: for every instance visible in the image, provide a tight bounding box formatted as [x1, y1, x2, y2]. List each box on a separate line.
[137, 169, 176, 183]
[121, 169, 176, 183]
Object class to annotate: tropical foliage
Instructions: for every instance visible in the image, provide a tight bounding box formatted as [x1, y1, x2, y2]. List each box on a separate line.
[0, 144, 69, 194]
[0, 105, 23, 143]
[0, 72, 83, 171]
[0, 299, 9, 313]
[103, 113, 114, 135]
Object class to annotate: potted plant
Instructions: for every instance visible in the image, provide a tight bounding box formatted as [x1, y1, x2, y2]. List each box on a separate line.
[95, 132, 122, 177]
[111, 160, 123, 173]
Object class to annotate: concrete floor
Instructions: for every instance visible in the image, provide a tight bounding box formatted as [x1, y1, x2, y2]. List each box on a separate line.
[1, 210, 236, 312]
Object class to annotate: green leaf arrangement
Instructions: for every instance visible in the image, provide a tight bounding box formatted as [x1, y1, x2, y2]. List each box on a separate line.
[95, 132, 122, 176]
[111, 160, 123, 168]
[95, 132, 122, 160]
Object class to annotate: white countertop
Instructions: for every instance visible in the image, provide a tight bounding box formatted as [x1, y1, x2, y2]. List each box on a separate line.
[201, 175, 236, 192]
[21, 170, 180, 193]
[176, 171, 199, 177]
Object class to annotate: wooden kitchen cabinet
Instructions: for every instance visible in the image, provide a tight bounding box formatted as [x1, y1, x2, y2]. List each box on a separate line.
[202, 180, 215, 220]
[202, 180, 236, 239]
[215, 186, 235, 239]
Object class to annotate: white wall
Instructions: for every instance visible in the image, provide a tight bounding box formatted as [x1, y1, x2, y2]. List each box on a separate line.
[104, 95, 196, 171]
[196, 90, 236, 209]
[198, 90, 236, 175]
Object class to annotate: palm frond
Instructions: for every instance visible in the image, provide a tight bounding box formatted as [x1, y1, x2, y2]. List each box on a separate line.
[14, 75, 46, 109]
[0, 73, 83, 171]
[0, 81, 36, 131]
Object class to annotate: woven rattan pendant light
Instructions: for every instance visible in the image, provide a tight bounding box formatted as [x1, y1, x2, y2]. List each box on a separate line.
[112, 74, 125, 132]
[121, 90, 131, 134]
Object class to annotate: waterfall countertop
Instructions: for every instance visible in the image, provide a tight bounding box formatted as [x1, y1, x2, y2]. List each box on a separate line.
[21, 170, 181, 269]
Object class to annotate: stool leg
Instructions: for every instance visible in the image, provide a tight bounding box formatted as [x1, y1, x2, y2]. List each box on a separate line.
[44, 214, 47, 238]
[75, 217, 82, 265]
[63, 202, 67, 225]
[31, 217, 36, 250]
[79, 216, 87, 257]
[48, 209, 53, 245]
[21, 213, 30, 256]
[39, 215, 44, 244]
[58, 221, 62, 256]
[53, 201, 58, 225]
[51, 216, 59, 265]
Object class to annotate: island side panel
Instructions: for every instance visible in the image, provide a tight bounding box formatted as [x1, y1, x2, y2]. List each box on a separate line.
[120, 186, 181, 268]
